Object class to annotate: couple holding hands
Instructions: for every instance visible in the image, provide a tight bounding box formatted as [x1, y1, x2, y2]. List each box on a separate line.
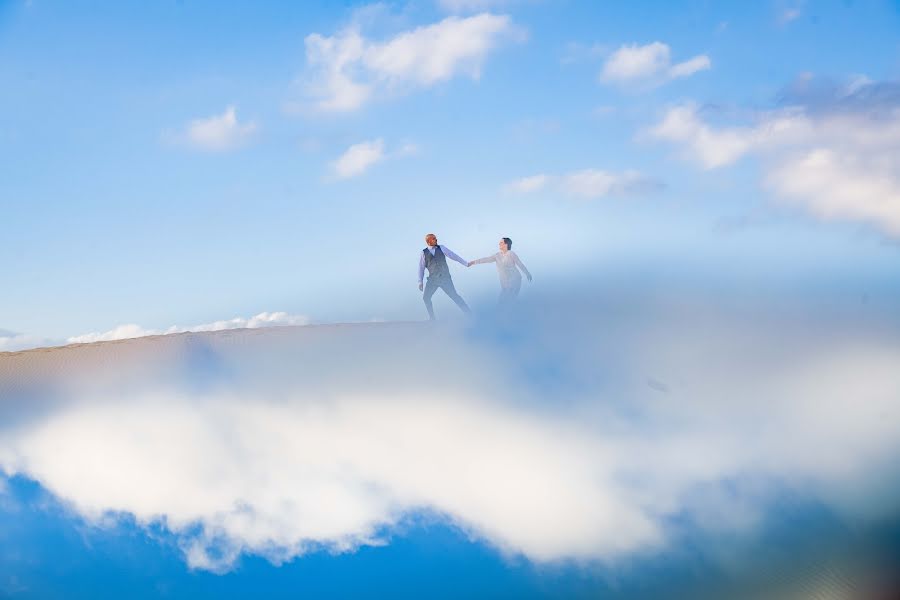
[417, 233, 532, 320]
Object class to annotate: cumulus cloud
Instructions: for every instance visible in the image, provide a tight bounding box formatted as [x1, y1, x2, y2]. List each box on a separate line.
[766, 149, 900, 233]
[647, 104, 757, 168]
[189, 107, 254, 149]
[505, 169, 662, 199]
[600, 42, 710, 88]
[66, 312, 310, 345]
[300, 13, 518, 112]
[168, 106, 258, 152]
[331, 139, 386, 178]
[3, 390, 663, 570]
[1, 298, 899, 572]
[329, 139, 420, 179]
[646, 78, 900, 235]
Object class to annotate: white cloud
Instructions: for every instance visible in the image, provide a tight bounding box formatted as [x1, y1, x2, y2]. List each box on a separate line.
[330, 139, 420, 179]
[302, 13, 517, 112]
[647, 104, 756, 168]
[67, 324, 155, 345]
[602, 42, 669, 81]
[331, 139, 386, 178]
[646, 80, 900, 235]
[766, 149, 900, 235]
[666, 54, 712, 79]
[192, 312, 310, 331]
[176, 106, 258, 152]
[561, 169, 634, 198]
[843, 74, 873, 96]
[506, 169, 661, 199]
[507, 174, 550, 193]
[303, 29, 372, 112]
[600, 42, 710, 88]
[4, 391, 664, 570]
[0, 332, 54, 353]
[67, 312, 310, 345]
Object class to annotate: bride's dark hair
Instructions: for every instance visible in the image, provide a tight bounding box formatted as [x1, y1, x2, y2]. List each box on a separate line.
[502, 237, 512, 250]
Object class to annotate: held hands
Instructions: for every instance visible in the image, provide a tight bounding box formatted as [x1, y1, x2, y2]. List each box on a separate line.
[467, 261, 473, 267]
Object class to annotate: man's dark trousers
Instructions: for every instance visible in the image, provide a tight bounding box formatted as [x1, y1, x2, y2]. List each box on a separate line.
[423, 276, 470, 320]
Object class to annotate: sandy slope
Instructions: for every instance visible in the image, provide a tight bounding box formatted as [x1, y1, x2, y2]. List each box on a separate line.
[0, 322, 427, 385]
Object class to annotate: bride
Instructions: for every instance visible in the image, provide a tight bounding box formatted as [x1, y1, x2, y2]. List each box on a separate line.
[468, 237, 532, 303]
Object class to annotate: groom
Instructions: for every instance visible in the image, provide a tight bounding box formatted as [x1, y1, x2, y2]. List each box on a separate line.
[418, 233, 471, 320]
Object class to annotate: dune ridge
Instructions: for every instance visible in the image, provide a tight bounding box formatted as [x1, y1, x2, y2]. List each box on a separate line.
[0, 321, 426, 384]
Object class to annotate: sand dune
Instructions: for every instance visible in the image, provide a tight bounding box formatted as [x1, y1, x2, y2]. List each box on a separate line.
[0, 321, 427, 386]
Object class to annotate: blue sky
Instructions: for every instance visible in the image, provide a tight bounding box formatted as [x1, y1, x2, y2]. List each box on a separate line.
[2, 0, 899, 348]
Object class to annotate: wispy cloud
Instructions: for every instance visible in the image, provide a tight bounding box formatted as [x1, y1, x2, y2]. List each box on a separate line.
[646, 104, 756, 169]
[505, 169, 662, 198]
[330, 139, 418, 179]
[331, 139, 386, 179]
[0, 331, 54, 353]
[167, 106, 258, 152]
[506, 174, 550, 193]
[646, 77, 900, 235]
[67, 312, 310, 345]
[1, 312, 311, 352]
[299, 13, 520, 113]
[600, 42, 710, 88]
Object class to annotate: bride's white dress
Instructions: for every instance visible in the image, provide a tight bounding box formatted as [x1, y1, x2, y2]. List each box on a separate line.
[471, 251, 531, 302]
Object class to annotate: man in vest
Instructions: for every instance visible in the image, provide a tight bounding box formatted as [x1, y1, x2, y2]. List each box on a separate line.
[418, 233, 471, 320]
